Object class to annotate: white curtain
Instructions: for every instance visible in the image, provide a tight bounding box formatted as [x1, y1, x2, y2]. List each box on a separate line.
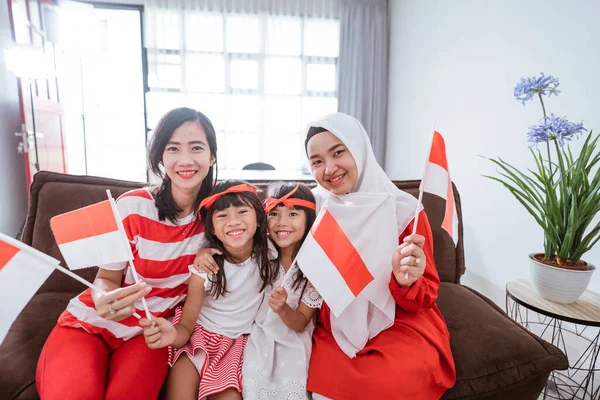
[143, 0, 340, 171]
[338, 0, 389, 166]
[143, 0, 390, 170]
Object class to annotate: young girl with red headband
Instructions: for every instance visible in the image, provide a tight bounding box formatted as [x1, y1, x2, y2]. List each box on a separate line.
[194, 182, 322, 400]
[140, 179, 277, 400]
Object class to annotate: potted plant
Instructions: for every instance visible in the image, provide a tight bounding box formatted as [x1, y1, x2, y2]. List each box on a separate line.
[485, 73, 600, 303]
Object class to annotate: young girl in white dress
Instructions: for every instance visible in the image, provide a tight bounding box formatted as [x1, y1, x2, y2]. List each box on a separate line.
[242, 182, 323, 400]
[141, 180, 277, 400]
[194, 182, 322, 399]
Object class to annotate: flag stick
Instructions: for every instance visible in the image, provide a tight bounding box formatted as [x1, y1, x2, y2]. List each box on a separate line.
[406, 121, 436, 280]
[127, 259, 152, 319]
[54, 264, 141, 319]
[106, 189, 152, 320]
[279, 252, 301, 288]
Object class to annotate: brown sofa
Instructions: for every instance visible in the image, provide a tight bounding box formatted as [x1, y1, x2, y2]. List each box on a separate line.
[0, 171, 568, 399]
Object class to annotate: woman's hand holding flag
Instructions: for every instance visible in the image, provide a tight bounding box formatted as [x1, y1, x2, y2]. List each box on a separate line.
[392, 234, 426, 287]
[93, 282, 151, 322]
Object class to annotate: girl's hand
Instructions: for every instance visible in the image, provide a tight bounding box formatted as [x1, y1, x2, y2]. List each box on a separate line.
[392, 234, 426, 287]
[93, 282, 151, 322]
[140, 317, 177, 349]
[268, 287, 288, 315]
[192, 248, 223, 274]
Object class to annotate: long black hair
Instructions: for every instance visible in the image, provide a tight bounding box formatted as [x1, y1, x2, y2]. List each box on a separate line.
[267, 182, 317, 292]
[200, 180, 277, 298]
[147, 107, 218, 224]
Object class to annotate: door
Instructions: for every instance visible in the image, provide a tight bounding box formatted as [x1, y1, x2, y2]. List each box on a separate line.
[8, 0, 67, 188]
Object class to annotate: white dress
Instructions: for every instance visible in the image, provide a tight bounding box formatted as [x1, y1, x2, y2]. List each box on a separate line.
[242, 264, 323, 400]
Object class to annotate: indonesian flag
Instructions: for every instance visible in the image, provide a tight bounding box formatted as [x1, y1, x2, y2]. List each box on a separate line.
[421, 131, 458, 244]
[295, 193, 398, 317]
[50, 197, 133, 270]
[0, 233, 60, 344]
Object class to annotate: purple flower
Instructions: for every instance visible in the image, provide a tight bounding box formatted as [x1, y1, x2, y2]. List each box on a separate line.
[527, 114, 586, 147]
[514, 73, 560, 104]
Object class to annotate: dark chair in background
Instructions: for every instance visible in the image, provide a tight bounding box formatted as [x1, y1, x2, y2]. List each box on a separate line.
[242, 162, 275, 170]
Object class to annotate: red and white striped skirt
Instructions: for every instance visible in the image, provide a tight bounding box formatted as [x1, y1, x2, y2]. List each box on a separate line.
[169, 307, 248, 400]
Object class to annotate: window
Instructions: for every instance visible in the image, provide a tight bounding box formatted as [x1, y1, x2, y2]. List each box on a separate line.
[146, 12, 339, 171]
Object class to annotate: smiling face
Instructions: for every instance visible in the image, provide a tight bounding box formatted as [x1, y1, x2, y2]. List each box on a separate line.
[306, 130, 359, 195]
[267, 206, 307, 252]
[162, 120, 214, 195]
[211, 201, 258, 259]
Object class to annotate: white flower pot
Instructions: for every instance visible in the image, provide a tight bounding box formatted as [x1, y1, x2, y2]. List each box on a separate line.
[529, 253, 595, 304]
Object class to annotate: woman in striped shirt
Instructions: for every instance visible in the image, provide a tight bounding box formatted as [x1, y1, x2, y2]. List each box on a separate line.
[36, 107, 218, 400]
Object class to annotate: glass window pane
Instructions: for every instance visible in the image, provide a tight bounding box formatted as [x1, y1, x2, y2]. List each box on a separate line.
[264, 96, 301, 134]
[186, 54, 225, 92]
[148, 53, 180, 66]
[187, 94, 226, 132]
[146, 91, 186, 128]
[12, 1, 30, 45]
[184, 13, 223, 52]
[29, 1, 43, 47]
[230, 60, 258, 90]
[226, 14, 259, 54]
[225, 95, 260, 133]
[304, 19, 339, 57]
[307, 63, 336, 92]
[155, 64, 181, 89]
[266, 16, 301, 56]
[148, 54, 181, 89]
[35, 78, 47, 99]
[301, 97, 338, 127]
[225, 133, 260, 170]
[263, 133, 304, 170]
[154, 10, 181, 50]
[264, 57, 301, 94]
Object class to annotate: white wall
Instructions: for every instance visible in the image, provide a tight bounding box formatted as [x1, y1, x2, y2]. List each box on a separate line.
[387, 0, 600, 306]
[0, 0, 28, 238]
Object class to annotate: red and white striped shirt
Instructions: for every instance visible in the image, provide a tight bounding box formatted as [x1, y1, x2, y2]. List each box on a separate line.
[58, 188, 205, 349]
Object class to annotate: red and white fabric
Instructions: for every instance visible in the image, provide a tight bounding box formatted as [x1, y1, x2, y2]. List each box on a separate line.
[169, 307, 248, 400]
[58, 188, 206, 349]
[296, 194, 398, 318]
[421, 131, 458, 245]
[50, 198, 133, 270]
[0, 233, 60, 344]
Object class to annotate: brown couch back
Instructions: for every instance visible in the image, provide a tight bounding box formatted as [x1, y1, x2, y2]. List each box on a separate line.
[22, 171, 464, 295]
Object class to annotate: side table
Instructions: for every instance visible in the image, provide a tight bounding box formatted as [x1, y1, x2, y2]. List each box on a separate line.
[506, 279, 600, 399]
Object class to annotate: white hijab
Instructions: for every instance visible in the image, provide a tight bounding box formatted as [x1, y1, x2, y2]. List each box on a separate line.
[305, 112, 421, 357]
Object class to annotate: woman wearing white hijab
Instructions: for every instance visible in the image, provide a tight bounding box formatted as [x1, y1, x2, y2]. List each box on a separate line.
[304, 113, 455, 400]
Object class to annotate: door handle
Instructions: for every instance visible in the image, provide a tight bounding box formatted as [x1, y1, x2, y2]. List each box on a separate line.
[15, 124, 28, 154]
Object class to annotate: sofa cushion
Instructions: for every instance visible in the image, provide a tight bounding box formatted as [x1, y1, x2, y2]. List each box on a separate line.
[438, 283, 568, 399]
[396, 180, 464, 284]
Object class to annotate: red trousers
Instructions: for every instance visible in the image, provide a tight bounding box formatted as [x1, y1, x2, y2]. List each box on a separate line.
[36, 325, 168, 400]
